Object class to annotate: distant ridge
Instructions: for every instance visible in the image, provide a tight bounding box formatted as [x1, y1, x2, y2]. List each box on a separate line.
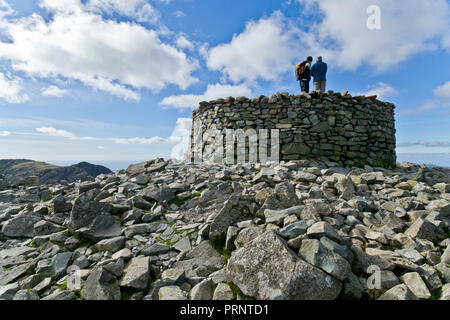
[0, 159, 112, 185]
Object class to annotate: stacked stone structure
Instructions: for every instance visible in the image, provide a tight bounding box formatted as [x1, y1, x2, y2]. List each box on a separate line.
[189, 91, 396, 168]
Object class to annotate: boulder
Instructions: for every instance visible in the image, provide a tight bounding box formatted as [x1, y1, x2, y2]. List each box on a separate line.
[81, 267, 121, 300]
[227, 231, 342, 300]
[69, 192, 121, 241]
[120, 256, 150, 290]
[1, 212, 42, 238]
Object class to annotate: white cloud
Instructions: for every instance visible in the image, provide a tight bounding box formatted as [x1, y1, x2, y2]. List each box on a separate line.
[206, 11, 304, 84]
[111, 117, 192, 160]
[174, 10, 185, 18]
[400, 101, 438, 115]
[0, 130, 10, 136]
[0, 0, 199, 100]
[36, 126, 95, 140]
[0, 72, 29, 103]
[176, 36, 194, 51]
[398, 141, 450, 148]
[434, 81, 450, 99]
[295, 0, 450, 72]
[160, 83, 253, 109]
[36, 127, 75, 138]
[42, 85, 68, 97]
[357, 82, 397, 100]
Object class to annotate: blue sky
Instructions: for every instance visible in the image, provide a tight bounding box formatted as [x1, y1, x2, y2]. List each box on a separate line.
[0, 0, 449, 170]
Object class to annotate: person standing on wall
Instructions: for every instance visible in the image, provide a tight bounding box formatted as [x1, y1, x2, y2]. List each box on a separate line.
[296, 56, 313, 93]
[311, 56, 328, 93]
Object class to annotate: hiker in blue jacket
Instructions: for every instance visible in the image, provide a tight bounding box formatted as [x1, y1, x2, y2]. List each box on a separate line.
[311, 56, 328, 93]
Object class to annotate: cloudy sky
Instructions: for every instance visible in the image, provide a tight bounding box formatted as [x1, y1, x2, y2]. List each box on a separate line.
[0, 0, 449, 170]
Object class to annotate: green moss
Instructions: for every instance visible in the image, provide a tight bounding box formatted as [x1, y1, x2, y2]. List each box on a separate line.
[431, 288, 442, 300]
[73, 290, 82, 300]
[25, 266, 35, 275]
[120, 288, 140, 300]
[51, 241, 68, 252]
[210, 236, 231, 261]
[168, 198, 185, 207]
[228, 282, 255, 300]
[191, 192, 201, 199]
[90, 247, 99, 254]
[61, 230, 71, 236]
[58, 281, 67, 291]
[367, 288, 385, 300]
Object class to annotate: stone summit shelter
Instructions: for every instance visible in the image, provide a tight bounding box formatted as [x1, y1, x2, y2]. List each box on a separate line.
[189, 91, 396, 168]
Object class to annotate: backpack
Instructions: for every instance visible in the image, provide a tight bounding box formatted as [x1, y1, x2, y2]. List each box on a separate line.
[296, 61, 308, 80]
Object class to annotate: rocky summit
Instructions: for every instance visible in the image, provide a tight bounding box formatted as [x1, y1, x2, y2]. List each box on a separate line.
[0, 157, 449, 300]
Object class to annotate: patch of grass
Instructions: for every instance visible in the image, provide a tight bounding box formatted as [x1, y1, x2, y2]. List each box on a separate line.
[120, 288, 140, 300]
[191, 192, 201, 199]
[210, 236, 231, 261]
[58, 281, 67, 291]
[25, 266, 35, 275]
[51, 241, 68, 252]
[228, 282, 255, 300]
[367, 288, 385, 300]
[169, 199, 185, 207]
[61, 230, 71, 236]
[431, 288, 442, 300]
[156, 237, 176, 247]
[90, 247, 99, 254]
[73, 290, 82, 300]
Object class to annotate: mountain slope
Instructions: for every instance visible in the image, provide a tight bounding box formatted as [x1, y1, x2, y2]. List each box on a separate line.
[0, 159, 112, 185]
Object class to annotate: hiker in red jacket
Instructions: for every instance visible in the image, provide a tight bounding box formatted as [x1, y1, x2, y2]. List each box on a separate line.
[296, 56, 313, 93]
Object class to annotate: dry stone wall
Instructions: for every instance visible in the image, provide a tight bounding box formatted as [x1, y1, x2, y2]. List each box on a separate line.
[189, 91, 396, 168]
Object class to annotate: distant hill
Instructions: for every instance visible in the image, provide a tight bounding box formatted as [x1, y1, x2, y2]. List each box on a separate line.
[0, 159, 112, 185]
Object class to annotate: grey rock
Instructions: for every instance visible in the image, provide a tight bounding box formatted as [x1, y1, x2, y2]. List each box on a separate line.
[395, 249, 424, 264]
[69, 192, 121, 241]
[95, 236, 127, 253]
[120, 256, 150, 290]
[13, 289, 39, 300]
[1, 212, 42, 238]
[234, 227, 266, 249]
[212, 283, 235, 300]
[405, 217, 446, 242]
[209, 196, 251, 241]
[159, 285, 188, 300]
[227, 231, 342, 300]
[33, 220, 65, 236]
[81, 267, 121, 300]
[139, 184, 174, 203]
[279, 220, 308, 239]
[141, 242, 170, 256]
[190, 279, 213, 300]
[0, 282, 19, 300]
[378, 284, 418, 300]
[41, 290, 76, 300]
[307, 221, 342, 243]
[441, 283, 450, 300]
[264, 206, 303, 225]
[172, 241, 226, 278]
[299, 239, 351, 281]
[161, 267, 185, 286]
[0, 263, 33, 285]
[400, 272, 431, 299]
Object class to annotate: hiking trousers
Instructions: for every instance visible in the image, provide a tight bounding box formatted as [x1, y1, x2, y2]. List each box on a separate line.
[314, 81, 326, 93]
[300, 79, 310, 93]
